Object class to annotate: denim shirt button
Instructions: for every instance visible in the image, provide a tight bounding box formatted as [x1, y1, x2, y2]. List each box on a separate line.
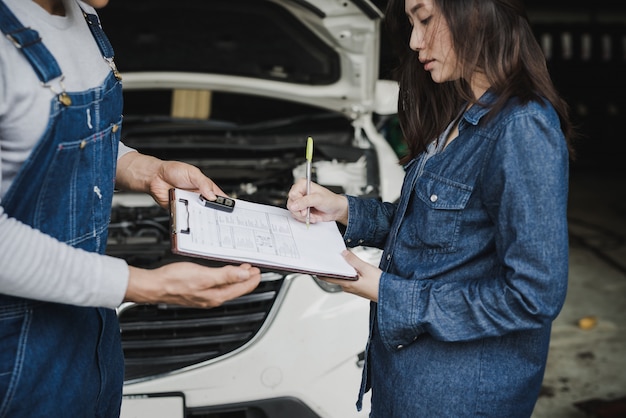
[346, 238, 352, 243]
[386, 254, 391, 260]
[430, 194, 438, 203]
[358, 239, 364, 244]
[397, 344, 404, 349]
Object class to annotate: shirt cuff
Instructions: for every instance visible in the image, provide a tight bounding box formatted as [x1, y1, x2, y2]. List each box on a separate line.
[90, 254, 129, 309]
[377, 271, 425, 351]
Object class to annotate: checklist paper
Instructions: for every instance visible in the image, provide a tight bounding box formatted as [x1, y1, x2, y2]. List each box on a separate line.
[169, 188, 358, 280]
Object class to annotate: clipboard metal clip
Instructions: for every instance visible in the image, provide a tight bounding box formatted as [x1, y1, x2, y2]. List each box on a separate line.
[176, 198, 191, 235]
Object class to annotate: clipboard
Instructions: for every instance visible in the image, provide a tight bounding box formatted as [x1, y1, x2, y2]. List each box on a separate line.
[169, 188, 358, 280]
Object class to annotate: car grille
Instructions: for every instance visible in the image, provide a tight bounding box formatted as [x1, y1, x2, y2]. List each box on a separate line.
[118, 274, 284, 381]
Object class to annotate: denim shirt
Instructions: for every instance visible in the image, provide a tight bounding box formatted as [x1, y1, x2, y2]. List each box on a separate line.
[345, 92, 569, 417]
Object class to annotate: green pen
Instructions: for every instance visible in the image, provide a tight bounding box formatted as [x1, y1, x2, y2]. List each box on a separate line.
[305, 136, 313, 228]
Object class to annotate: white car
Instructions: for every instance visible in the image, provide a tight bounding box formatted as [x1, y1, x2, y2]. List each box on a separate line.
[99, 1, 404, 417]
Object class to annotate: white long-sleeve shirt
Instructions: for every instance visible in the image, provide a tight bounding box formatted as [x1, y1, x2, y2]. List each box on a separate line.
[0, 0, 132, 308]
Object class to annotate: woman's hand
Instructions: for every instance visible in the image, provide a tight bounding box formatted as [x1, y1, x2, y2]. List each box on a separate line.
[287, 179, 349, 225]
[320, 250, 381, 302]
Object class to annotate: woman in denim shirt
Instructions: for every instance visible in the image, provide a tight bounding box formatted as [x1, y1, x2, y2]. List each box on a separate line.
[288, 0, 575, 416]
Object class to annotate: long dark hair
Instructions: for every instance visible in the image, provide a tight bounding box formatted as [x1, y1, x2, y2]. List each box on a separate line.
[384, 0, 576, 163]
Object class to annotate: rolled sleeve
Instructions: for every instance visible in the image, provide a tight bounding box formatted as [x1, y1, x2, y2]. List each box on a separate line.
[377, 271, 426, 350]
[343, 195, 396, 249]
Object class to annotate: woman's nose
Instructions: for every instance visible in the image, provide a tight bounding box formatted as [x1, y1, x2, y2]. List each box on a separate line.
[409, 27, 423, 51]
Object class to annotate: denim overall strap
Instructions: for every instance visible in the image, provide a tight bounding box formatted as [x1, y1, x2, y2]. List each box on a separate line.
[81, 6, 122, 80]
[82, 10, 115, 59]
[0, 3, 125, 417]
[0, 1, 62, 83]
[1, 3, 123, 254]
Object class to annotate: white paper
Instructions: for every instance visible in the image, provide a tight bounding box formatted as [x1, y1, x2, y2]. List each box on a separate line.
[171, 189, 357, 279]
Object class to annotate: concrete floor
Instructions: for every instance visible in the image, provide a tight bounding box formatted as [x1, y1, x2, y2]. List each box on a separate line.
[532, 168, 626, 418]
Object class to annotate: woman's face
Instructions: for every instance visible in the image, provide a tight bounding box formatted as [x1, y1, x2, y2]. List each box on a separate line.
[405, 0, 460, 84]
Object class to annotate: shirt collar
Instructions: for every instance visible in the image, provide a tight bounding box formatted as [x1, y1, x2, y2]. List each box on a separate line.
[463, 89, 497, 126]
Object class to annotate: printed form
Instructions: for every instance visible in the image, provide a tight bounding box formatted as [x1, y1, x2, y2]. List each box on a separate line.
[170, 188, 357, 279]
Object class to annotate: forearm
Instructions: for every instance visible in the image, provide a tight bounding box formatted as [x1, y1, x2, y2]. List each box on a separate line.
[335, 195, 350, 226]
[124, 262, 262, 309]
[0, 209, 128, 308]
[115, 150, 162, 193]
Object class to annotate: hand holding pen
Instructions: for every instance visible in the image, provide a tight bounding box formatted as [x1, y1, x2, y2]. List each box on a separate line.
[286, 179, 350, 225]
[286, 157, 350, 228]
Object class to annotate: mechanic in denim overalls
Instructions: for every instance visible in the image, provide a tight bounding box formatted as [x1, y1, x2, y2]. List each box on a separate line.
[0, 3, 124, 416]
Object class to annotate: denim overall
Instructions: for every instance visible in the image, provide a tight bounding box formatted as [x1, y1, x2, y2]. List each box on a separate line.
[0, 3, 124, 417]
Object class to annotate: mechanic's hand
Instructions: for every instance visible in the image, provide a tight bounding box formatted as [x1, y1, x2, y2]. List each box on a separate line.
[116, 153, 227, 209]
[147, 160, 227, 209]
[287, 179, 349, 225]
[319, 250, 381, 302]
[125, 263, 261, 308]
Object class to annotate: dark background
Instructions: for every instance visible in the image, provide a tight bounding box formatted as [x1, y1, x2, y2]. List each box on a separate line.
[372, 0, 626, 172]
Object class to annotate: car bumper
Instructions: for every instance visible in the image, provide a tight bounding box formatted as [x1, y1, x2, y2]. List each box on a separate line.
[121, 273, 371, 418]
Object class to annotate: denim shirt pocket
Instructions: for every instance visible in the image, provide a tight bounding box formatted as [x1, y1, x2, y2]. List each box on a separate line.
[412, 171, 472, 253]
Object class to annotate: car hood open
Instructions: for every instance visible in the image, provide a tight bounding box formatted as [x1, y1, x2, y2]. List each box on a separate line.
[98, 0, 387, 118]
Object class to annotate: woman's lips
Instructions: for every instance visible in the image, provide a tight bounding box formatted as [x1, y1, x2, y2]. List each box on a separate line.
[422, 59, 435, 71]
